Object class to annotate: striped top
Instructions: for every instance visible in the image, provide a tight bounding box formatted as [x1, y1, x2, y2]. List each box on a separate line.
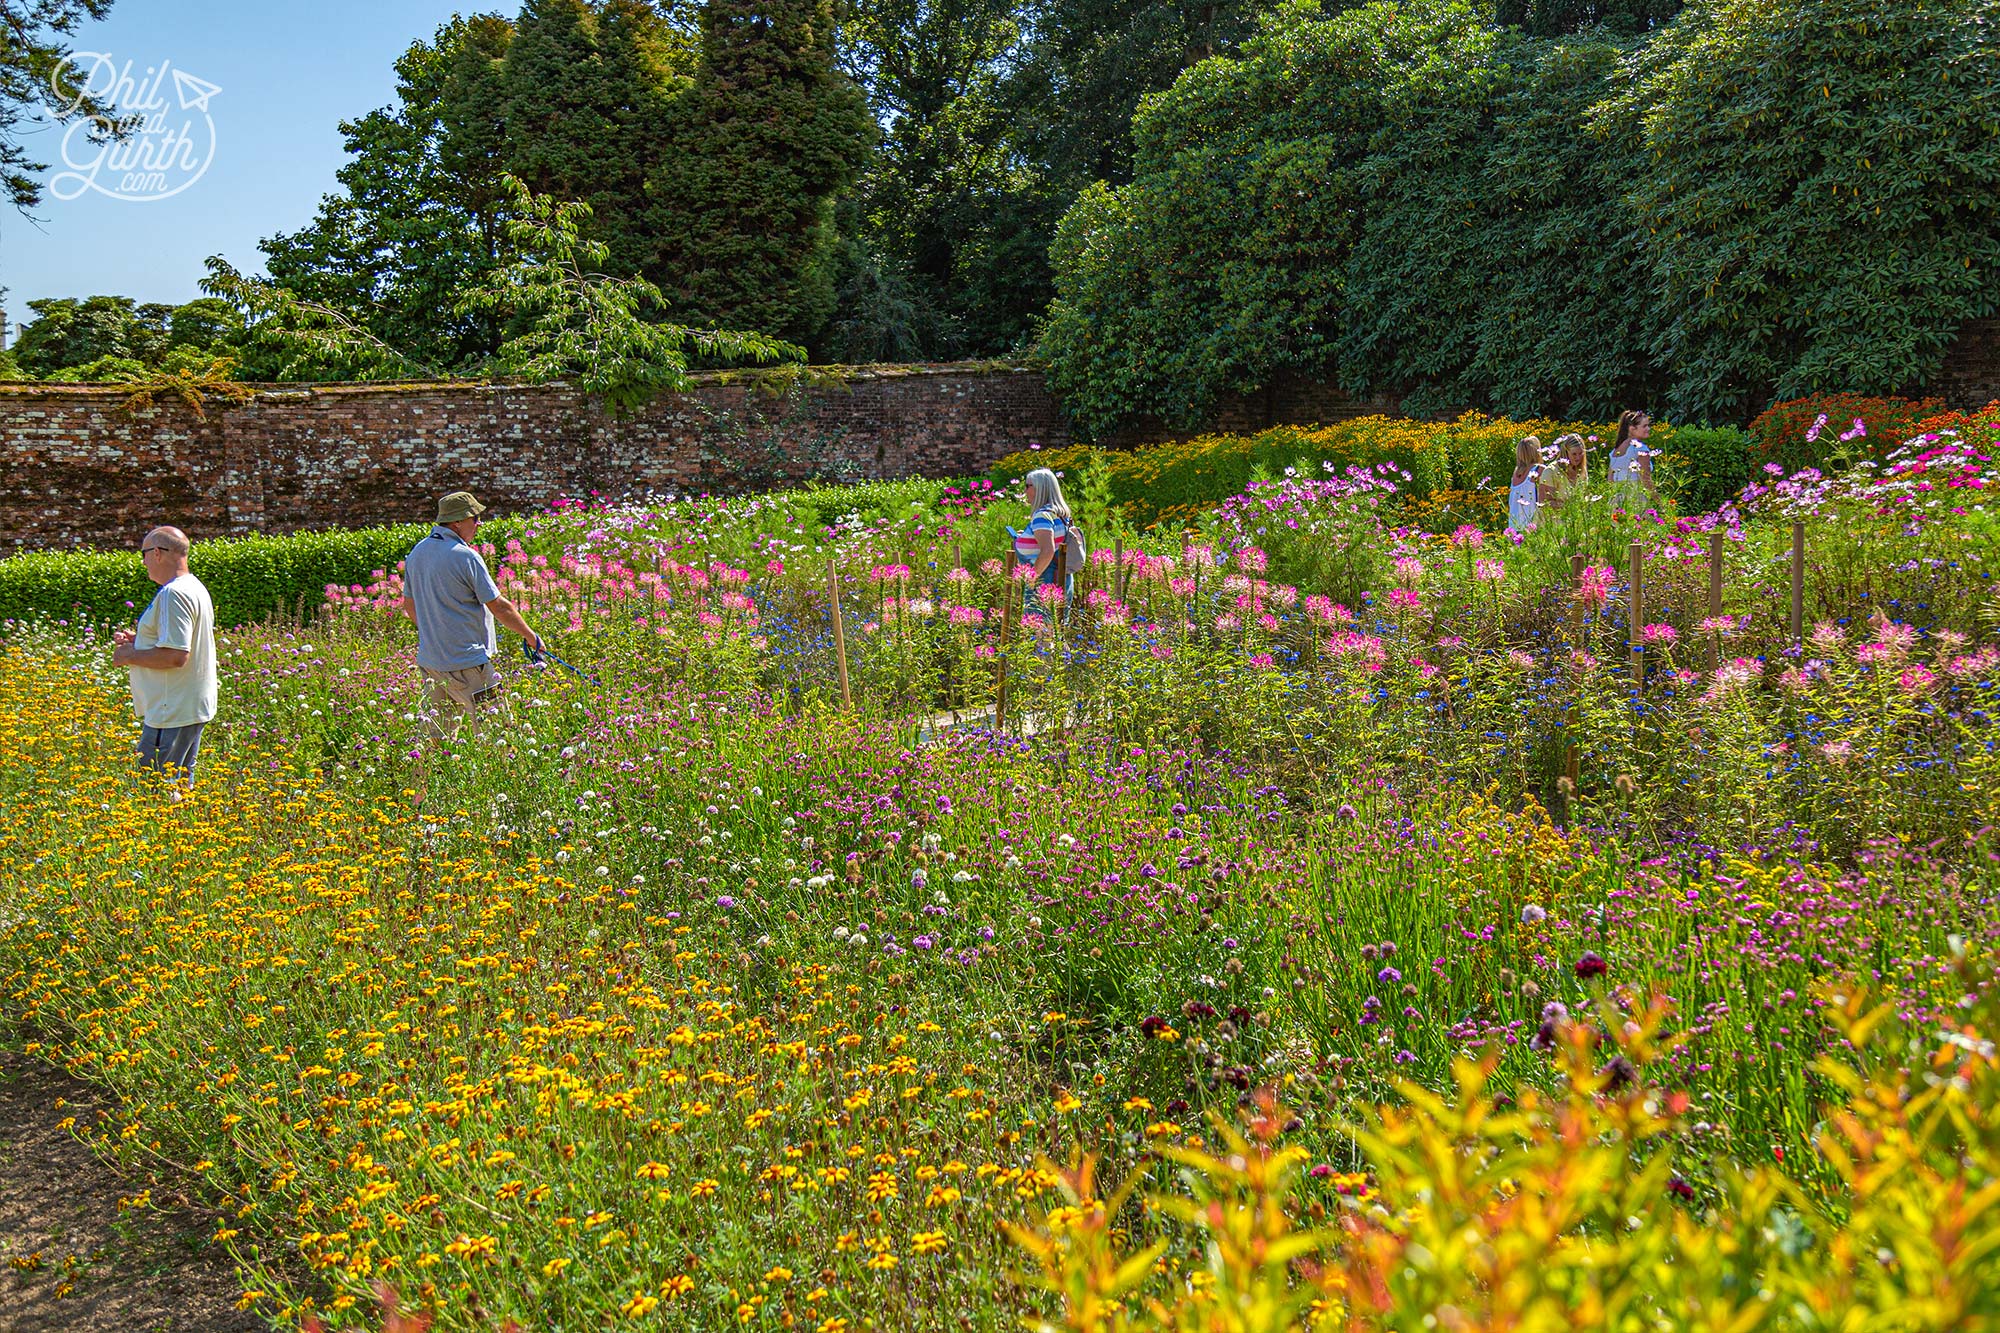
[1012, 509, 1068, 570]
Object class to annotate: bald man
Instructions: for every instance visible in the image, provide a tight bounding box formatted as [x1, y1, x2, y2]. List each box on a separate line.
[111, 526, 218, 785]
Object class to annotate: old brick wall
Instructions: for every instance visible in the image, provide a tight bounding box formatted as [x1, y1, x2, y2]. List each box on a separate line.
[0, 364, 1079, 552]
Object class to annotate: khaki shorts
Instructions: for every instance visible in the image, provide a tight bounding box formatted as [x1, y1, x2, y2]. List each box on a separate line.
[421, 660, 499, 711]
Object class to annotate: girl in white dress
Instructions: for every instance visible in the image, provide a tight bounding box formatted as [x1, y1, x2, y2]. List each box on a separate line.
[1607, 409, 1657, 496]
[1507, 436, 1543, 533]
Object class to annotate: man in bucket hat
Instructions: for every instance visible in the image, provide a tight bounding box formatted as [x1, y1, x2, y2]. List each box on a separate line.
[396, 491, 544, 731]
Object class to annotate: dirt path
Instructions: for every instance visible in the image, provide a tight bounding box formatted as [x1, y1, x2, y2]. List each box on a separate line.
[0, 1047, 265, 1333]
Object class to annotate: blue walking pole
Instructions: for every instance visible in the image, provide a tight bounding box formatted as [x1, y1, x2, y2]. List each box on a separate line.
[520, 637, 600, 685]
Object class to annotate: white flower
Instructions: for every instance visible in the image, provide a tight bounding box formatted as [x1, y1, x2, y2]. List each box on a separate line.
[595, 866, 609, 877]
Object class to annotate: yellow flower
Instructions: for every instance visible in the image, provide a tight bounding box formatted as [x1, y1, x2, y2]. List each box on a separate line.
[635, 1160, 671, 1180]
[542, 1257, 571, 1278]
[865, 1253, 898, 1270]
[620, 1292, 660, 1318]
[690, 1178, 719, 1198]
[763, 1266, 794, 1283]
[911, 1230, 948, 1255]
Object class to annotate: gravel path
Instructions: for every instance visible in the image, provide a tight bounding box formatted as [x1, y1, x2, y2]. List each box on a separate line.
[0, 1047, 265, 1333]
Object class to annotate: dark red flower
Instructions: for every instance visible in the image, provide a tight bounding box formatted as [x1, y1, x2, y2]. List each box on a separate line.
[1575, 951, 1609, 979]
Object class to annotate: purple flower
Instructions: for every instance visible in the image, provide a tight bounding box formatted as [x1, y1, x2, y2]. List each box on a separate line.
[716, 895, 736, 909]
[1376, 966, 1401, 984]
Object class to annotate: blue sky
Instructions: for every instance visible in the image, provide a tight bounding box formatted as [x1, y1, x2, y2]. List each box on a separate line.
[1, 0, 482, 336]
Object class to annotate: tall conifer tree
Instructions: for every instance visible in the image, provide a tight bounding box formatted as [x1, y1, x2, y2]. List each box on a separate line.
[651, 0, 871, 341]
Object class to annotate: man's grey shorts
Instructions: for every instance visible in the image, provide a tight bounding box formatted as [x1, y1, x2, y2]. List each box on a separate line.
[137, 722, 207, 782]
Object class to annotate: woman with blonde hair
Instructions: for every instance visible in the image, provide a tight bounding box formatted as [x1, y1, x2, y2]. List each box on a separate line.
[1540, 433, 1587, 508]
[1507, 436, 1543, 533]
[1009, 467, 1076, 613]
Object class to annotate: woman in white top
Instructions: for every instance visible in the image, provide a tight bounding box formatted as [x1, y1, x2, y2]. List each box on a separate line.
[1507, 436, 1543, 533]
[1607, 409, 1657, 496]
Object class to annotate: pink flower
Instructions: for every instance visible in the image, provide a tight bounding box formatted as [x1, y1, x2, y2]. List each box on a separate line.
[1392, 556, 1425, 588]
[1450, 524, 1484, 549]
[1236, 546, 1268, 573]
[1384, 587, 1422, 611]
[1574, 565, 1617, 609]
[1699, 615, 1738, 635]
[1897, 665, 1936, 695]
[1248, 652, 1278, 670]
[1035, 583, 1067, 607]
[1704, 657, 1762, 702]
[981, 558, 1004, 578]
[1474, 559, 1506, 582]
[1640, 623, 1678, 646]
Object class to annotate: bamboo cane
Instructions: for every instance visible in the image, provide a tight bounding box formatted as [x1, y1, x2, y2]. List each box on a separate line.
[828, 559, 852, 712]
[1628, 540, 1644, 683]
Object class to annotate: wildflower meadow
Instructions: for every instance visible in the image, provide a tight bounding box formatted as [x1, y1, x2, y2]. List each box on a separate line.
[2, 413, 1998, 1331]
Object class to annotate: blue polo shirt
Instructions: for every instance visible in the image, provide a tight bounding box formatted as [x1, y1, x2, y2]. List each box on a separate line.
[405, 525, 501, 671]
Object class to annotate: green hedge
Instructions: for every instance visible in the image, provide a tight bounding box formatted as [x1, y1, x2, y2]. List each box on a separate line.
[0, 525, 431, 630]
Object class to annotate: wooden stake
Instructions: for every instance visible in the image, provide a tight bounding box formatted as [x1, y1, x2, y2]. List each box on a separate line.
[1627, 540, 1644, 683]
[1569, 552, 1587, 644]
[828, 559, 852, 712]
[1113, 535, 1124, 602]
[1707, 539, 1723, 670]
[995, 583, 1014, 733]
[1789, 520, 1805, 648]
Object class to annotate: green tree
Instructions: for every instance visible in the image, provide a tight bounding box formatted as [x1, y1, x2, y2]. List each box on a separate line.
[1492, 0, 1681, 36]
[12, 295, 172, 378]
[0, 0, 133, 211]
[1335, 34, 1656, 419]
[653, 0, 873, 342]
[1595, 0, 2000, 419]
[833, 0, 1043, 357]
[502, 0, 691, 278]
[259, 16, 521, 376]
[459, 175, 805, 414]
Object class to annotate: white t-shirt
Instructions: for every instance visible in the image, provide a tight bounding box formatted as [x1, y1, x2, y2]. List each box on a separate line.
[130, 572, 219, 728]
